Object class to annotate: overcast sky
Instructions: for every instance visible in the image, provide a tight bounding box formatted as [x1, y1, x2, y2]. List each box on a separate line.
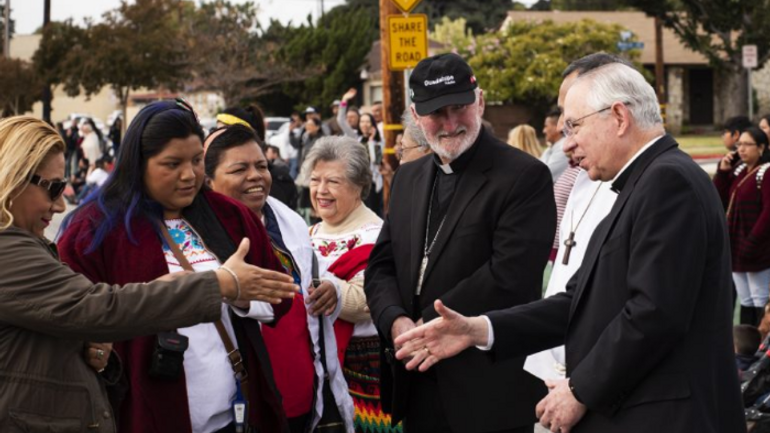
[12, 0, 348, 34]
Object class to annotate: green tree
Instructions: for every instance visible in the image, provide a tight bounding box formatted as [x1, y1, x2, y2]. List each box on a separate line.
[186, 1, 316, 107]
[429, 17, 475, 57]
[469, 19, 642, 111]
[277, 5, 378, 114]
[0, 57, 42, 115]
[34, 0, 190, 124]
[625, 0, 770, 120]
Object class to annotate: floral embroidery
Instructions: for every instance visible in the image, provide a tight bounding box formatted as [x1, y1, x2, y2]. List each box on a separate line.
[163, 219, 218, 267]
[313, 235, 361, 257]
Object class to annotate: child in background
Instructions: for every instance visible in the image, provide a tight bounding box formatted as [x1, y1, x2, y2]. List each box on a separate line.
[735, 324, 762, 375]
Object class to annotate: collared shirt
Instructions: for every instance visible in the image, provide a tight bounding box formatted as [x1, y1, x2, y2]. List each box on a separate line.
[427, 131, 481, 242]
[480, 134, 664, 352]
[610, 135, 664, 193]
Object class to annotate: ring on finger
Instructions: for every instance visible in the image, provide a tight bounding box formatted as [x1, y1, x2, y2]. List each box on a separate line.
[96, 349, 105, 360]
[423, 346, 430, 354]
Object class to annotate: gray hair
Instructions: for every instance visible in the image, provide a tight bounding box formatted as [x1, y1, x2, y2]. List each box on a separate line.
[577, 63, 662, 131]
[401, 108, 430, 151]
[300, 136, 372, 200]
[562, 52, 632, 78]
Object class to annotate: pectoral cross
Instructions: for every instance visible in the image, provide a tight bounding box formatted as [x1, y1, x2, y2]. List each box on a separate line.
[416, 256, 428, 295]
[562, 232, 576, 265]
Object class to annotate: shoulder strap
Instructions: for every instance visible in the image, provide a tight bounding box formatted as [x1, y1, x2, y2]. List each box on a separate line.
[312, 252, 331, 375]
[159, 223, 250, 398]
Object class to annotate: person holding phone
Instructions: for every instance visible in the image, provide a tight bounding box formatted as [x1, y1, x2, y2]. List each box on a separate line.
[715, 126, 770, 325]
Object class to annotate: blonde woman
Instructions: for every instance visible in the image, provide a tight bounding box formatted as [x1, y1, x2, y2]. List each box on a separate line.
[507, 124, 543, 157]
[0, 116, 296, 432]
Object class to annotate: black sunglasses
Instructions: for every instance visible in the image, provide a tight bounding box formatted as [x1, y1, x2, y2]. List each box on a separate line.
[29, 175, 67, 201]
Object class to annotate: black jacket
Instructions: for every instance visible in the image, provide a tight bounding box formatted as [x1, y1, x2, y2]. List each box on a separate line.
[365, 129, 556, 432]
[487, 136, 746, 433]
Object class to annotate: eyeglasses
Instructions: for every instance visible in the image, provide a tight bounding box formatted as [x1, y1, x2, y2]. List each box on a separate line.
[29, 174, 67, 201]
[396, 144, 422, 161]
[562, 106, 611, 137]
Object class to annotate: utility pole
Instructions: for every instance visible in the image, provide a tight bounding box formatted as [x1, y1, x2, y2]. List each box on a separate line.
[320, 0, 324, 20]
[379, 0, 404, 167]
[3, 0, 10, 58]
[42, 0, 52, 123]
[654, 16, 666, 127]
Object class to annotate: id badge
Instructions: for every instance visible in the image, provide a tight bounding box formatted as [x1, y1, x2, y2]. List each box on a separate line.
[233, 380, 247, 433]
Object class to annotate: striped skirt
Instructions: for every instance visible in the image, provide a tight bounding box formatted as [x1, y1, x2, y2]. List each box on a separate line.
[343, 336, 402, 433]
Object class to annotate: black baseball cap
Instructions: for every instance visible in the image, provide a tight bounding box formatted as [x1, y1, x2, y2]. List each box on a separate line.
[409, 53, 478, 116]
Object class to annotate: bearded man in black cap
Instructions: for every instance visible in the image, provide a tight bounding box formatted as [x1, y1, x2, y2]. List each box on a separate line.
[365, 53, 556, 432]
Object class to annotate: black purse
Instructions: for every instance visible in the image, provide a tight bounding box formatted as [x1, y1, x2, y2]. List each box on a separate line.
[312, 253, 346, 433]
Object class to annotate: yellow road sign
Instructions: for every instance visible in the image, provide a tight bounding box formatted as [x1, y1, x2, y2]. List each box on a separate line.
[391, 0, 422, 14]
[387, 14, 428, 71]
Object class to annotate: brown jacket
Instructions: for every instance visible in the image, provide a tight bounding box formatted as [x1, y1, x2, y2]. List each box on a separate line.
[0, 227, 222, 432]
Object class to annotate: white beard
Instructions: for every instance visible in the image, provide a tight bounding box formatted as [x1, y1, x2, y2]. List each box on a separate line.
[426, 117, 481, 162]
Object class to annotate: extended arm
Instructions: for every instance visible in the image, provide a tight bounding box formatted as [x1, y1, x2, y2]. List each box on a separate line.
[422, 162, 555, 321]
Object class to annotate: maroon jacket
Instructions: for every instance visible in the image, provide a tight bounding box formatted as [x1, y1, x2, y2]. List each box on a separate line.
[714, 163, 770, 272]
[58, 190, 291, 433]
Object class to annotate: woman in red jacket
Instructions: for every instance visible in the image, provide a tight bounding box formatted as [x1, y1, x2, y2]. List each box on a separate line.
[58, 100, 295, 433]
[715, 126, 770, 325]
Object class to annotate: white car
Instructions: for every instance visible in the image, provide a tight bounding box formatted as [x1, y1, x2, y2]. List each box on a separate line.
[265, 116, 290, 141]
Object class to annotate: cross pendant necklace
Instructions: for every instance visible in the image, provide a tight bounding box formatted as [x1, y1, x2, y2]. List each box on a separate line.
[562, 182, 603, 266]
[562, 231, 577, 265]
[416, 176, 447, 295]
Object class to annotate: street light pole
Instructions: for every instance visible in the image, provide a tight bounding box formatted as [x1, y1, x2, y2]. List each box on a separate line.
[3, 0, 10, 57]
[42, 0, 52, 123]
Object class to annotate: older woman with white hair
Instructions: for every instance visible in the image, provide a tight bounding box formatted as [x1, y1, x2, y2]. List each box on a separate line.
[0, 116, 297, 432]
[302, 137, 400, 432]
[396, 107, 432, 164]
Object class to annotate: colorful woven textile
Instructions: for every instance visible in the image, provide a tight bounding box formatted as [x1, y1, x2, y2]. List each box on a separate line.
[344, 336, 402, 433]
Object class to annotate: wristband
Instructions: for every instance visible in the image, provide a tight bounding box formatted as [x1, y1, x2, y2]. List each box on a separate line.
[220, 265, 241, 302]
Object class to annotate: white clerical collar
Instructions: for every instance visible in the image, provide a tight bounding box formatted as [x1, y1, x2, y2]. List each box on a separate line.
[612, 135, 664, 183]
[439, 163, 454, 174]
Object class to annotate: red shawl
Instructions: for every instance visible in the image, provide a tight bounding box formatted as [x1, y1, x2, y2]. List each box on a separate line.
[58, 190, 291, 433]
[261, 294, 314, 418]
[327, 244, 375, 366]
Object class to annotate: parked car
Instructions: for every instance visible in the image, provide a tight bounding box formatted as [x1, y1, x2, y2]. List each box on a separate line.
[265, 116, 290, 141]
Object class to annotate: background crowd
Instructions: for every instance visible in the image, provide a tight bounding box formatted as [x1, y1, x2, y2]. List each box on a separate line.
[2, 49, 770, 433]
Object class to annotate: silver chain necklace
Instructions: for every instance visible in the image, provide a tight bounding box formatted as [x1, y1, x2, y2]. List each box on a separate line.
[416, 175, 448, 295]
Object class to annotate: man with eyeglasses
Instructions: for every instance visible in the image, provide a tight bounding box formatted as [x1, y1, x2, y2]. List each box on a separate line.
[394, 107, 432, 164]
[392, 59, 746, 433]
[365, 53, 555, 433]
[524, 52, 623, 400]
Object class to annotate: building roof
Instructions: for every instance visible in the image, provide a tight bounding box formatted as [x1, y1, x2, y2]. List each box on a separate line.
[503, 11, 709, 65]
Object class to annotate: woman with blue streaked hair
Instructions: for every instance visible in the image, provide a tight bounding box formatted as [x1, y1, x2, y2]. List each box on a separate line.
[59, 100, 296, 433]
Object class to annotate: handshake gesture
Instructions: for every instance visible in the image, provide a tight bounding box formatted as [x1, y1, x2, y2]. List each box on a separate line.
[393, 300, 490, 371]
[394, 300, 587, 433]
[215, 238, 299, 307]
[159, 238, 299, 307]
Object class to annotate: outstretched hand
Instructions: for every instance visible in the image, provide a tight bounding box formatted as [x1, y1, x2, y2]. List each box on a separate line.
[394, 300, 489, 372]
[221, 238, 299, 305]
